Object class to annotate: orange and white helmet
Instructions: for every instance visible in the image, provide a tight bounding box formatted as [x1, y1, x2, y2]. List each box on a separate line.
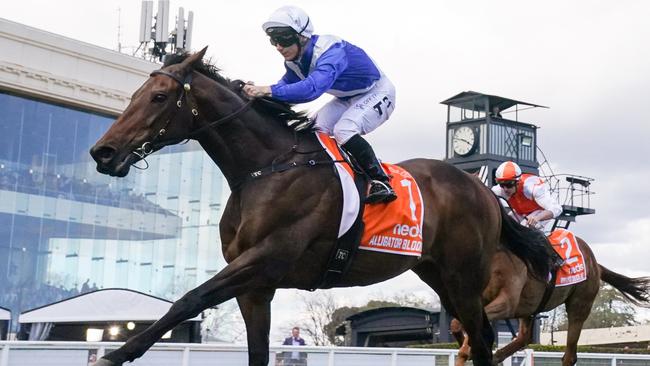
[495, 161, 522, 182]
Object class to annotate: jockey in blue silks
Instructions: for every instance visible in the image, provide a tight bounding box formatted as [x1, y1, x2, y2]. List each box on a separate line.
[243, 6, 397, 204]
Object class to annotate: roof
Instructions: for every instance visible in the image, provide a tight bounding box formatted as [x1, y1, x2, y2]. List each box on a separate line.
[440, 91, 548, 112]
[0, 306, 10, 321]
[540, 324, 650, 346]
[18, 288, 201, 323]
[346, 306, 434, 321]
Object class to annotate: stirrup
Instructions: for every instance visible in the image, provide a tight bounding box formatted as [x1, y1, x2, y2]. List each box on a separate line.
[365, 180, 397, 204]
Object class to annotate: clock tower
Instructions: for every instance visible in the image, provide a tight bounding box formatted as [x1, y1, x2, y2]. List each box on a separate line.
[437, 91, 596, 344]
[442, 91, 545, 185]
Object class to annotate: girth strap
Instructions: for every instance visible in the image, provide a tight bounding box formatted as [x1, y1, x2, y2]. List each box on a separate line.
[310, 171, 367, 290]
[533, 268, 558, 315]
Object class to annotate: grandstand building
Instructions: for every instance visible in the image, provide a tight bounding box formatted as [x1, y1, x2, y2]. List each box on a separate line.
[0, 18, 226, 334]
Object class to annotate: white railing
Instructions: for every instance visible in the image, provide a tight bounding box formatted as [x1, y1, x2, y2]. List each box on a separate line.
[0, 342, 449, 366]
[526, 351, 650, 366]
[1, 341, 649, 366]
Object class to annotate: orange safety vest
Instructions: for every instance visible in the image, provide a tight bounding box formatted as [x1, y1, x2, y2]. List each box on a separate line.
[507, 174, 544, 215]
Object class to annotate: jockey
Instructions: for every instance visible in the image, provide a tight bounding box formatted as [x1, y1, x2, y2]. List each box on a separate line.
[243, 6, 397, 204]
[492, 161, 563, 232]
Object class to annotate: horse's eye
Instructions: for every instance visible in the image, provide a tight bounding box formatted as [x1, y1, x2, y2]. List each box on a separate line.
[152, 94, 167, 103]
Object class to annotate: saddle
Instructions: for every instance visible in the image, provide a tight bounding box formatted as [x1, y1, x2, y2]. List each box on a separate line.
[311, 134, 424, 289]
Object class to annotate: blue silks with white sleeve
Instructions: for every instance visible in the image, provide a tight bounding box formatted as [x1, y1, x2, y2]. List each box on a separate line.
[270, 35, 381, 103]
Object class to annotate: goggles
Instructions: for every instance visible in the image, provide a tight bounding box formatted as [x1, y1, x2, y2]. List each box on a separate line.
[499, 181, 516, 189]
[269, 33, 299, 47]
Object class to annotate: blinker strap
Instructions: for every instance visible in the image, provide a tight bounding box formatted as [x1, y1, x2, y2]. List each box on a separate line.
[150, 70, 194, 108]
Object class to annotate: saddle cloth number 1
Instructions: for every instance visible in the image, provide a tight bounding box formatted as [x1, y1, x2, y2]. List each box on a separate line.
[359, 164, 424, 257]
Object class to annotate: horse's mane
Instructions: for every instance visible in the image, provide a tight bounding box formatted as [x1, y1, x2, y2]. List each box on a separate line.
[163, 53, 310, 129]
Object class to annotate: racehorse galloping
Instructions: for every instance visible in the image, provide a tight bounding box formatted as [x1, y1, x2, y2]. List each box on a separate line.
[451, 236, 650, 366]
[89, 48, 554, 366]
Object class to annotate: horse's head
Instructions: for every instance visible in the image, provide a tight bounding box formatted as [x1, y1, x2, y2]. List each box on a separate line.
[89, 47, 209, 177]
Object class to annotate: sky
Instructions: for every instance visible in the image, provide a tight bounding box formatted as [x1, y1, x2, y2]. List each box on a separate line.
[3, 0, 650, 343]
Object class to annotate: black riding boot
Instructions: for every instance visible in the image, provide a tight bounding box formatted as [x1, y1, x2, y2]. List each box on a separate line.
[342, 134, 397, 204]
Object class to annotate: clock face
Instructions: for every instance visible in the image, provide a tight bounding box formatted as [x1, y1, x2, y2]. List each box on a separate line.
[452, 126, 476, 156]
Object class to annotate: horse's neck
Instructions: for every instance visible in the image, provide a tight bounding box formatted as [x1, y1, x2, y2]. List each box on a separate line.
[194, 91, 308, 187]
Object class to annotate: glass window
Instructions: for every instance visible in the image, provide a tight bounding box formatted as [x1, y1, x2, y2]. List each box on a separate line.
[0, 91, 223, 323]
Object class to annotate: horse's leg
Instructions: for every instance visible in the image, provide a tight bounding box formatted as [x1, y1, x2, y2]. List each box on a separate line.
[562, 293, 595, 366]
[236, 289, 276, 366]
[449, 286, 524, 365]
[450, 319, 470, 366]
[443, 263, 494, 366]
[483, 292, 518, 320]
[412, 263, 493, 366]
[444, 283, 494, 366]
[95, 249, 291, 366]
[450, 319, 471, 366]
[451, 251, 527, 365]
[464, 306, 494, 366]
[482, 276, 528, 362]
[450, 318, 466, 345]
[493, 317, 534, 363]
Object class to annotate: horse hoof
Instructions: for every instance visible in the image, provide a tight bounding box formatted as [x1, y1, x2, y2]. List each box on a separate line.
[93, 358, 120, 366]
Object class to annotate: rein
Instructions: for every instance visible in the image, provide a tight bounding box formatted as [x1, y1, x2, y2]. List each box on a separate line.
[134, 68, 346, 188]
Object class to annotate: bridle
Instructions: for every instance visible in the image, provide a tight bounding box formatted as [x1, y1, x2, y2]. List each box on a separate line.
[130, 69, 254, 167]
[132, 67, 337, 191]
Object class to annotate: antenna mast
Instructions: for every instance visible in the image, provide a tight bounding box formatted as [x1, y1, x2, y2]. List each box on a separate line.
[136, 0, 194, 62]
[117, 7, 122, 53]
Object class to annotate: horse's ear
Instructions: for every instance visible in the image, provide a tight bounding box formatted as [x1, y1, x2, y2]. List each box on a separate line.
[179, 46, 208, 73]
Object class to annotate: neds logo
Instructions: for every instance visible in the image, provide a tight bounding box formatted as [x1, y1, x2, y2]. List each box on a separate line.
[392, 224, 422, 238]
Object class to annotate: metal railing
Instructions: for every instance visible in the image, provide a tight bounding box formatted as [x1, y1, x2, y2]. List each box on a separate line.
[543, 173, 595, 211]
[1, 341, 649, 366]
[0, 342, 448, 366]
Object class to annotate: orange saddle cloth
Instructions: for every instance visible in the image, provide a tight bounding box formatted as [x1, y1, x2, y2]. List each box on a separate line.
[548, 228, 588, 287]
[315, 133, 424, 257]
[359, 163, 424, 256]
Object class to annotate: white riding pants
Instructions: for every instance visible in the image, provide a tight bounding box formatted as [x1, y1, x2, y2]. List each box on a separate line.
[313, 75, 396, 144]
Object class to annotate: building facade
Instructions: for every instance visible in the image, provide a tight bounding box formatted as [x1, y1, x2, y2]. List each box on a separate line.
[0, 18, 226, 332]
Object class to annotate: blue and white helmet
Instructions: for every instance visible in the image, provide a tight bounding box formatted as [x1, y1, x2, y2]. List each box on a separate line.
[262, 6, 313, 38]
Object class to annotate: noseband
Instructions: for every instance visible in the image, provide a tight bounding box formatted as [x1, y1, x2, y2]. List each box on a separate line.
[131, 69, 255, 167]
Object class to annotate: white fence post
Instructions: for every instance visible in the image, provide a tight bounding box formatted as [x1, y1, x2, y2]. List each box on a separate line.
[0, 345, 9, 366]
[328, 349, 335, 366]
[448, 350, 455, 366]
[97, 346, 106, 358]
[523, 349, 534, 366]
[391, 350, 397, 366]
[503, 355, 512, 366]
[182, 346, 190, 366]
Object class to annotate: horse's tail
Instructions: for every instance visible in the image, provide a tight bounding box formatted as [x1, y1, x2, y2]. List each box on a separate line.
[600, 265, 650, 307]
[497, 201, 554, 281]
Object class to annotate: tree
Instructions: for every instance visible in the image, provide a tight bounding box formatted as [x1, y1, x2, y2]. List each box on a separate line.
[543, 284, 639, 332]
[292, 291, 438, 346]
[296, 291, 338, 346]
[386, 292, 438, 310]
[201, 299, 246, 343]
[581, 285, 638, 329]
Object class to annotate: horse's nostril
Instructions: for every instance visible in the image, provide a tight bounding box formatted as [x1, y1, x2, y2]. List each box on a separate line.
[91, 145, 117, 163]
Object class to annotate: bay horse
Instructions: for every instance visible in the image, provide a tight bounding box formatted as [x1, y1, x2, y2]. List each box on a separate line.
[89, 47, 555, 366]
[451, 236, 650, 366]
